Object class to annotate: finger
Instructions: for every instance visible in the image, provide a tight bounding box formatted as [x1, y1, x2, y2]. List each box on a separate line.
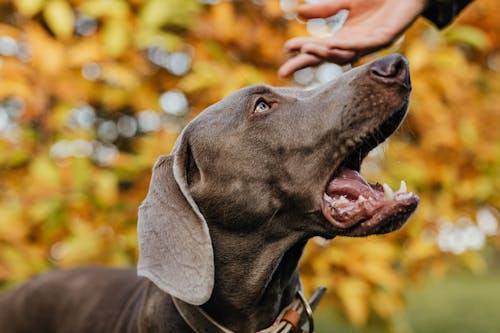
[285, 27, 395, 53]
[284, 36, 326, 52]
[278, 53, 323, 78]
[298, 0, 349, 19]
[326, 27, 397, 50]
[301, 43, 357, 64]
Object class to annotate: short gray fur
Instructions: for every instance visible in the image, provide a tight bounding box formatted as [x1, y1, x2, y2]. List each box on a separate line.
[0, 54, 414, 333]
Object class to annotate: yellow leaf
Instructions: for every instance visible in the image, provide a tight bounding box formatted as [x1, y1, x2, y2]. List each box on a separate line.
[337, 277, 370, 326]
[357, 239, 397, 262]
[109, 250, 132, 266]
[0, 204, 26, 243]
[99, 63, 140, 90]
[43, 0, 75, 40]
[134, 29, 184, 51]
[91, 86, 129, 109]
[322, 246, 348, 265]
[47, 101, 73, 130]
[371, 290, 402, 318]
[79, 0, 130, 19]
[403, 238, 438, 266]
[102, 19, 130, 57]
[458, 119, 478, 148]
[445, 25, 491, 50]
[71, 158, 92, 191]
[0, 246, 44, 281]
[93, 171, 118, 207]
[131, 85, 161, 111]
[432, 47, 467, 70]
[26, 22, 66, 74]
[135, 131, 178, 165]
[459, 251, 487, 274]
[210, 2, 237, 42]
[0, 79, 32, 101]
[67, 35, 103, 66]
[29, 198, 63, 223]
[263, 1, 284, 18]
[357, 261, 402, 290]
[14, 0, 45, 17]
[59, 220, 102, 265]
[29, 156, 61, 189]
[179, 62, 222, 93]
[138, 0, 201, 29]
[406, 39, 432, 71]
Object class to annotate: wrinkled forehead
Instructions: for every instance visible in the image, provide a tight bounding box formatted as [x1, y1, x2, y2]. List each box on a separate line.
[232, 84, 312, 99]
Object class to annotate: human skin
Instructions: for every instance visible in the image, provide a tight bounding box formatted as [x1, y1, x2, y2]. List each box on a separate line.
[279, 0, 428, 77]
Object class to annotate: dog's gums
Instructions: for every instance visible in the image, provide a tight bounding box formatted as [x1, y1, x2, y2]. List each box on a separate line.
[322, 168, 418, 235]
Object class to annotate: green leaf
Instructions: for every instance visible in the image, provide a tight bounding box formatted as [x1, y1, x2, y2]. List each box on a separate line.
[445, 25, 491, 50]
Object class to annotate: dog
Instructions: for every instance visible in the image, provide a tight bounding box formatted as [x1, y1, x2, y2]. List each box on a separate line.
[0, 54, 418, 333]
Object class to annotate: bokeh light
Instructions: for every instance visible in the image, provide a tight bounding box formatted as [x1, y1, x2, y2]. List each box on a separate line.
[160, 90, 189, 116]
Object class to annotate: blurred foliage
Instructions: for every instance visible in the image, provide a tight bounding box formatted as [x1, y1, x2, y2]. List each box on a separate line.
[0, 0, 498, 329]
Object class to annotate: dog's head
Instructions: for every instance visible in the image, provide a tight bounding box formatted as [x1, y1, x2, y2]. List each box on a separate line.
[137, 54, 419, 305]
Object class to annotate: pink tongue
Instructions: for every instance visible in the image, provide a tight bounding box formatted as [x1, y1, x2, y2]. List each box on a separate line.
[327, 169, 378, 199]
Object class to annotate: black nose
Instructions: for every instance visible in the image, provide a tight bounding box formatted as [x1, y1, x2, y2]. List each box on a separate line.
[370, 54, 410, 87]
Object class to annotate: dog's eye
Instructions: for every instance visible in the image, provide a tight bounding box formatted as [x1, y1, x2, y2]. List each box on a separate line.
[254, 100, 271, 113]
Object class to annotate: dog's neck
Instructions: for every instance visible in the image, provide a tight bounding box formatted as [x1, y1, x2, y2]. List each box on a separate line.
[200, 225, 306, 333]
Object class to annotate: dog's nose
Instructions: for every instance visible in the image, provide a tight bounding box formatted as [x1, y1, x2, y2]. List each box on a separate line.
[370, 54, 410, 87]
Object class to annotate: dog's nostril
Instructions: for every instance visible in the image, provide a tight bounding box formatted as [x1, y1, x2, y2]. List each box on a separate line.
[370, 54, 407, 79]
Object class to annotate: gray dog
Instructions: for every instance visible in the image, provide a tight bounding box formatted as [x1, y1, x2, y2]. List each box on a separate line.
[0, 54, 418, 333]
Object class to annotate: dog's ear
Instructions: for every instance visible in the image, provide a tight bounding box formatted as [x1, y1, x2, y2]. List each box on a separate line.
[137, 150, 214, 305]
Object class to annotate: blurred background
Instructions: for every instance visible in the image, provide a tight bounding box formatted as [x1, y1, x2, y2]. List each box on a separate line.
[0, 0, 498, 332]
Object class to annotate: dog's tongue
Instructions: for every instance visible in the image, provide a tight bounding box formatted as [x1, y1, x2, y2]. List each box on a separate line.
[326, 169, 379, 200]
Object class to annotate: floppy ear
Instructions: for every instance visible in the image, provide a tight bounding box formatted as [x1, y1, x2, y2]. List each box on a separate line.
[137, 152, 214, 305]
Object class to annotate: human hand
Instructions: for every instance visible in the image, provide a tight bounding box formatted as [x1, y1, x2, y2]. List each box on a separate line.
[279, 0, 428, 78]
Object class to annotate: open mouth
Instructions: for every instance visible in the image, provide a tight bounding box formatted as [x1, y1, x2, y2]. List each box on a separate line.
[321, 105, 419, 235]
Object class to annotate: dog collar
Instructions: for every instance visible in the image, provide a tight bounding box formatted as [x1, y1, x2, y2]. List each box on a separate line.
[172, 287, 326, 333]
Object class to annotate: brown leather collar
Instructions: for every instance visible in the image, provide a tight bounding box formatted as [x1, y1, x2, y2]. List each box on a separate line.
[172, 287, 326, 333]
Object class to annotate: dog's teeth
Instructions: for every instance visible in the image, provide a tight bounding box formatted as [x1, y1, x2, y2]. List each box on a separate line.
[383, 183, 394, 200]
[396, 192, 413, 201]
[398, 180, 407, 193]
[337, 195, 349, 204]
[357, 195, 366, 202]
[323, 193, 333, 203]
[313, 236, 330, 247]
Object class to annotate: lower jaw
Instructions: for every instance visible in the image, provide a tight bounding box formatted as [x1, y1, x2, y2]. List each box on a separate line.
[320, 196, 419, 236]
